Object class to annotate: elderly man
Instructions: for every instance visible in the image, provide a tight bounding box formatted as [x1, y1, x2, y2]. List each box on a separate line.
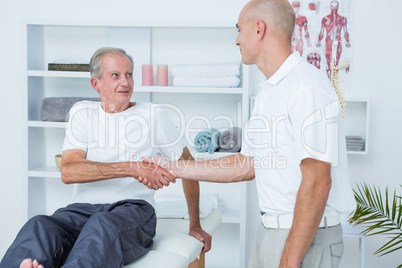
[1, 47, 210, 268]
[141, 0, 356, 267]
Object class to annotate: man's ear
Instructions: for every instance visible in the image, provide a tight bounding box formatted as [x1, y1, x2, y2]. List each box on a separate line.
[91, 77, 100, 92]
[256, 20, 266, 40]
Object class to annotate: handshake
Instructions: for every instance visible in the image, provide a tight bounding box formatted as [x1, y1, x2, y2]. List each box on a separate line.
[133, 151, 254, 189]
[135, 155, 177, 190]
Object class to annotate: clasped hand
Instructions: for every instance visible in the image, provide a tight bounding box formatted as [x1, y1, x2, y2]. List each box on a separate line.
[137, 156, 173, 190]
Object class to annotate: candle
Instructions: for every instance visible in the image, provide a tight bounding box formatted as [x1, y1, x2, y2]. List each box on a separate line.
[142, 64, 153, 86]
[157, 64, 168, 86]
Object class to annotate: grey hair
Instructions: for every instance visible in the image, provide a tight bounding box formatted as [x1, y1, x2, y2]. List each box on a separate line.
[89, 47, 134, 79]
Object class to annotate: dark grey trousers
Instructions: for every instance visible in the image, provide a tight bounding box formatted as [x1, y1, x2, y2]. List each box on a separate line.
[0, 199, 156, 268]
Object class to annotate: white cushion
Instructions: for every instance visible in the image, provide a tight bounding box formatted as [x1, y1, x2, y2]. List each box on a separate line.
[154, 208, 222, 261]
[124, 208, 222, 268]
[124, 250, 188, 268]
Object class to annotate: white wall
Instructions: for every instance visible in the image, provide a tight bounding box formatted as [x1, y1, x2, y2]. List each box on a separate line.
[0, 0, 401, 267]
[344, 0, 402, 266]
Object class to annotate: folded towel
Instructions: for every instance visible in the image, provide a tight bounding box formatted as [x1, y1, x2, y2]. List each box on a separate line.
[194, 129, 221, 154]
[40, 97, 100, 122]
[172, 62, 241, 77]
[218, 127, 242, 152]
[346, 141, 364, 146]
[347, 146, 364, 151]
[346, 136, 363, 141]
[155, 194, 221, 219]
[173, 76, 240, 88]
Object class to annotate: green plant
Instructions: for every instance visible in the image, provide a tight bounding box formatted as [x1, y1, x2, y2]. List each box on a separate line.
[348, 183, 402, 267]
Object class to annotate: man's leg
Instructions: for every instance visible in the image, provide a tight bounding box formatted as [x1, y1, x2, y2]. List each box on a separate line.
[62, 199, 156, 268]
[247, 224, 290, 268]
[0, 203, 97, 268]
[301, 224, 344, 268]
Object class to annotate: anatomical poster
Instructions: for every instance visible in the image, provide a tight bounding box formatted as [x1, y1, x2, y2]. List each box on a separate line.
[288, 0, 354, 92]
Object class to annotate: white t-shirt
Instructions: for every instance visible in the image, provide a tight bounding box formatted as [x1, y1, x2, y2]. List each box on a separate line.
[241, 53, 356, 216]
[63, 101, 185, 207]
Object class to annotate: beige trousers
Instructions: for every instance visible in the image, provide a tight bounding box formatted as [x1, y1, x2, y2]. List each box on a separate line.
[247, 223, 344, 268]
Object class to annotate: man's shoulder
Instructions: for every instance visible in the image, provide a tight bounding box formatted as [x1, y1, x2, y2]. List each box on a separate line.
[290, 60, 336, 97]
[68, 100, 99, 118]
[127, 102, 169, 121]
[129, 101, 161, 115]
[72, 100, 99, 110]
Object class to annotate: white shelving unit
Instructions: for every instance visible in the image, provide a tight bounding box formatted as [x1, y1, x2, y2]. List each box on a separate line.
[344, 98, 370, 154]
[23, 21, 251, 268]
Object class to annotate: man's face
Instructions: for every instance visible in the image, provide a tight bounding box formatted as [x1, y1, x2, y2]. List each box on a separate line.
[235, 8, 259, 65]
[93, 53, 134, 109]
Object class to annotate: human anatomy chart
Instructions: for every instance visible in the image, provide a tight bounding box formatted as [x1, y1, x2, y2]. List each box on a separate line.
[289, 0, 353, 91]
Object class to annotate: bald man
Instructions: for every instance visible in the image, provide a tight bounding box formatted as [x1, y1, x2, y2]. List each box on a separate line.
[141, 0, 356, 267]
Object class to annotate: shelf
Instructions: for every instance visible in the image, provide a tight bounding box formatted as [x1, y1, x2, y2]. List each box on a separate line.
[347, 150, 367, 155]
[28, 166, 60, 178]
[24, 19, 237, 28]
[27, 71, 244, 94]
[28, 70, 90, 78]
[344, 99, 369, 155]
[221, 209, 240, 224]
[135, 86, 244, 94]
[28, 121, 66, 128]
[193, 151, 236, 160]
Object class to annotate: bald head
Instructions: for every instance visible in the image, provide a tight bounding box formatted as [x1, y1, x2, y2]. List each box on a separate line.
[242, 0, 295, 42]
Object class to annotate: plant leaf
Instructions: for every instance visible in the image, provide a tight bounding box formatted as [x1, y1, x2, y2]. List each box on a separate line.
[347, 183, 402, 256]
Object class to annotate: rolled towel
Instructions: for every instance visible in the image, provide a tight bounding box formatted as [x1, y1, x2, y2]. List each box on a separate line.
[173, 76, 240, 87]
[218, 127, 242, 152]
[40, 97, 100, 122]
[172, 62, 241, 77]
[194, 129, 221, 154]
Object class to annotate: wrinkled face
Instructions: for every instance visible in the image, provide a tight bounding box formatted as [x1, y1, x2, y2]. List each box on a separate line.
[92, 53, 134, 110]
[235, 8, 259, 65]
[330, 1, 339, 11]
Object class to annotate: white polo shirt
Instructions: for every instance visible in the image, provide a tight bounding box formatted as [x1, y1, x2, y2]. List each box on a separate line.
[63, 101, 185, 206]
[241, 53, 356, 216]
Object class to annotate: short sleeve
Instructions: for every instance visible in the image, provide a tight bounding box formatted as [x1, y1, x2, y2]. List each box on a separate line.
[62, 102, 91, 153]
[153, 106, 185, 160]
[289, 88, 341, 166]
[240, 119, 255, 157]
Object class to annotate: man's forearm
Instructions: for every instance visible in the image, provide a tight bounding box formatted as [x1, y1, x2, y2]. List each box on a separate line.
[279, 160, 331, 267]
[61, 158, 172, 189]
[171, 153, 255, 183]
[61, 159, 134, 184]
[183, 179, 201, 228]
[179, 147, 201, 227]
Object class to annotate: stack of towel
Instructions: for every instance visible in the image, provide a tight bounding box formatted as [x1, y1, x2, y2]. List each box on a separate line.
[40, 97, 101, 122]
[194, 127, 242, 154]
[346, 136, 365, 151]
[172, 62, 241, 87]
[194, 128, 221, 154]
